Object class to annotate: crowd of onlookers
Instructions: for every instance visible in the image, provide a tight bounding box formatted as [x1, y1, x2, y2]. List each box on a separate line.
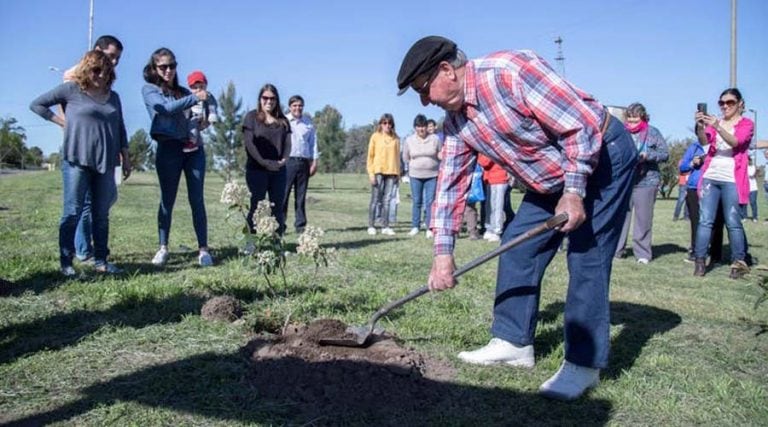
[29, 34, 760, 284]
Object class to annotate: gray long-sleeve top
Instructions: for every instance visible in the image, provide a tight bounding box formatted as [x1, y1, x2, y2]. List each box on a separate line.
[30, 82, 127, 173]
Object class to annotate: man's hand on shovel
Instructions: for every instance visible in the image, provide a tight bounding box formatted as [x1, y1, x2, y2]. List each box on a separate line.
[428, 254, 457, 291]
[555, 193, 586, 233]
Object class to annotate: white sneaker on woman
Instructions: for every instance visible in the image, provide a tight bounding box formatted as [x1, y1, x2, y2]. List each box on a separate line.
[151, 247, 169, 266]
[367, 227, 377, 235]
[457, 338, 535, 368]
[381, 227, 396, 236]
[408, 227, 419, 236]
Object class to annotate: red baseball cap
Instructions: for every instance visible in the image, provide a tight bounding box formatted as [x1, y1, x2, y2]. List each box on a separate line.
[187, 70, 207, 87]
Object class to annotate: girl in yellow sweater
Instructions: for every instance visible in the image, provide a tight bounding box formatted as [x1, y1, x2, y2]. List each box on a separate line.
[367, 113, 401, 235]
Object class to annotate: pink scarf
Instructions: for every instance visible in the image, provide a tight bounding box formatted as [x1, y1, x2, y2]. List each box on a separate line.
[625, 120, 648, 134]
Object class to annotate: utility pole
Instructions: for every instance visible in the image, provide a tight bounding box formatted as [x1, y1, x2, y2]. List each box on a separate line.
[730, 0, 737, 87]
[88, 0, 95, 49]
[554, 36, 565, 78]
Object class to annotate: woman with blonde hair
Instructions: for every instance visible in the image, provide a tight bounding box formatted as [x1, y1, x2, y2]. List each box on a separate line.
[367, 113, 400, 235]
[30, 50, 131, 276]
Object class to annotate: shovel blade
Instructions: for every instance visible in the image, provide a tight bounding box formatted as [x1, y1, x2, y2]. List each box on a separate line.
[318, 324, 372, 347]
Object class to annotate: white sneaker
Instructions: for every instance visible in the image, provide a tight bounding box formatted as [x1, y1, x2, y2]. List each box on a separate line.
[367, 227, 377, 235]
[457, 338, 535, 368]
[381, 227, 396, 236]
[408, 227, 419, 236]
[198, 251, 214, 267]
[539, 361, 600, 401]
[485, 233, 500, 242]
[151, 247, 169, 266]
[242, 241, 256, 256]
[425, 230, 433, 239]
[637, 258, 649, 265]
[482, 231, 494, 240]
[60, 266, 76, 277]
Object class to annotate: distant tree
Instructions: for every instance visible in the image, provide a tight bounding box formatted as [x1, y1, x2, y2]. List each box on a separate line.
[343, 123, 375, 173]
[127, 129, 152, 171]
[314, 105, 346, 173]
[0, 117, 27, 168]
[47, 152, 61, 168]
[24, 146, 44, 168]
[208, 81, 244, 181]
[659, 138, 692, 198]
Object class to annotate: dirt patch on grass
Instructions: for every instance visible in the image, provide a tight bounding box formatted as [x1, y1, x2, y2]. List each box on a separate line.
[201, 296, 243, 322]
[245, 318, 456, 423]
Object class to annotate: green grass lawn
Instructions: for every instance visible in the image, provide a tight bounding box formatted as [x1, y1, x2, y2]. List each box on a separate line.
[1, 171, 767, 426]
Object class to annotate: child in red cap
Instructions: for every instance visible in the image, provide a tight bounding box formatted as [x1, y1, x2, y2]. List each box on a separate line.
[184, 70, 219, 152]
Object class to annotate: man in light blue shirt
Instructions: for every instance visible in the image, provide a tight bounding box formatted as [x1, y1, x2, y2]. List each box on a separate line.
[283, 95, 319, 234]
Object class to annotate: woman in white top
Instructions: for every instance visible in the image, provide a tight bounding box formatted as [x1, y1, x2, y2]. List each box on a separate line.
[402, 114, 441, 238]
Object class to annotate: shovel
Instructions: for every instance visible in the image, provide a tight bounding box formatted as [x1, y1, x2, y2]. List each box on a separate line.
[318, 212, 569, 347]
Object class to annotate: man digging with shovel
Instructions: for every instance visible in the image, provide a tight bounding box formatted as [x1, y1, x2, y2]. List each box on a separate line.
[397, 36, 636, 400]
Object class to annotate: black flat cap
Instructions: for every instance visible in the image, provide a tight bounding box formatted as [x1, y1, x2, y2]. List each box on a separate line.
[397, 36, 457, 95]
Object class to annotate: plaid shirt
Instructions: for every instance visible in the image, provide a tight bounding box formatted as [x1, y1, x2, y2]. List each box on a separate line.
[433, 50, 606, 255]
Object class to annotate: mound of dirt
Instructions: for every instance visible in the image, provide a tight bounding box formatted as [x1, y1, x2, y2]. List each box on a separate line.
[200, 296, 243, 322]
[245, 319, 456, 424]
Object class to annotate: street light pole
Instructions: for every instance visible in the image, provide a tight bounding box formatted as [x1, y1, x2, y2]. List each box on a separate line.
[749, 109, 758, 147]
[730, 0, 737, 87]
[88, 0, 94, 49]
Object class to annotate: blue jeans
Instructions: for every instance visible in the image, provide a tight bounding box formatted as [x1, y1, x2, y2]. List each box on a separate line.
[491, 116, 636, 369]
[369, 174, 397, 227]
[246, 166, 287, 234]
[484, 183, 509, 235]
[741, 190, 758, 220]
[60, 161, 116, 268]
[155, 141, 208, 247]
[673, 186, 688, 220]
[694, 179, 746, 261]
[75, 184, 119, 260]
[409, 176, 437, 229]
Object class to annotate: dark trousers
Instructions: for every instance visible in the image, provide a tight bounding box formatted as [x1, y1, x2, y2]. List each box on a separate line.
[246, 166, 287, 234]
[155, 142, 208, 248]
[283, 157, 311, 232]
[686, 188, 723, 261]
[491, 116, 636, 368]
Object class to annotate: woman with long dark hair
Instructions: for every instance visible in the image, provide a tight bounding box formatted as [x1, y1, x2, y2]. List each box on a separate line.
[141, 47, 213, 267]
[30, 50, 130, 276]
[242, 84, 292, 238]
[692, 88, 754, 279]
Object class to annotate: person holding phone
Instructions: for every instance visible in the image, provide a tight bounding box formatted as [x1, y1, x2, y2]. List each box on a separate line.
[691, 88, 754, 279]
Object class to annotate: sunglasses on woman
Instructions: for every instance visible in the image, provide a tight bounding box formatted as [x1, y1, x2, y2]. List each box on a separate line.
[156, 63, 177, 72]
[718, 99, 737, 107]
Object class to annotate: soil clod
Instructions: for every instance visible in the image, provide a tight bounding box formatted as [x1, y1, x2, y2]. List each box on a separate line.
[201, 296, 243, 322]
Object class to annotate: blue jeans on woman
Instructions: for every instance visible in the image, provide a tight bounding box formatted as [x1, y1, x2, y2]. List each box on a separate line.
[491, 116, 636, 369]
[155, 141, 208, 247]
[369, 174, 397, 228]
[409, 176, 437, 229]
[246, 166, 287, 234]
[741, 190, 758, 220]
[694, 179, 746, 261]
[60, 161, 116, 268]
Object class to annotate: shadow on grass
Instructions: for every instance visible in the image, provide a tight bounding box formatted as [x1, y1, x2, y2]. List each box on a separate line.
[536, 301, 681, 380]
[3, 347, 613, 426]
[0, 294, 207, 365]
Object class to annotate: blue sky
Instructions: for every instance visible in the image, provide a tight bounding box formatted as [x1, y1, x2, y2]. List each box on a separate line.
[1, 0, 766, 156]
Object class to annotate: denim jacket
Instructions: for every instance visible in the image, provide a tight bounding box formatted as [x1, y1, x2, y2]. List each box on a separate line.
[142, 84, 199, 142]
[631, 125, 669, 188]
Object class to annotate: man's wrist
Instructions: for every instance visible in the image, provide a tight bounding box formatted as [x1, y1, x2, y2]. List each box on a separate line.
[563, 187, 585, 199]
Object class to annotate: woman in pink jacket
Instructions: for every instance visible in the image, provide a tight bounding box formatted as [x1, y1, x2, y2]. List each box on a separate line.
[692, 88, 754, 279]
